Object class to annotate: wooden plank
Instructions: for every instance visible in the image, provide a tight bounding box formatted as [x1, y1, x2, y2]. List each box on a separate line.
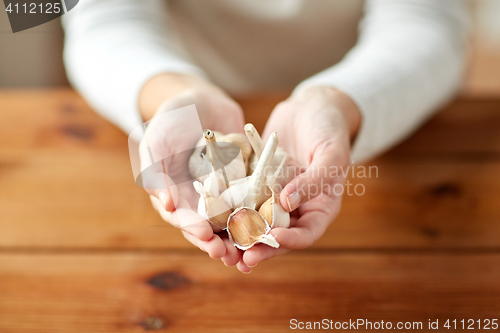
[0, 89, 125, 152]
[236, 95, 500, 155]
[333, 158, 500, 249]
[1, 89, 500, 155]
[0, 252, 499, 332]
[1, 90, 500, 249]
[2, 153, 500, 249]
[391, 98, 500, 155]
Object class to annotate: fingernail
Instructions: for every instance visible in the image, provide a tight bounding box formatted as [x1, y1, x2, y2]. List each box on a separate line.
[286, 191, 301, 211]
[159, 192, 167, 208]
[247, 263, 257, 268]
[221, 259, 229, 267]
[242, 269, 252, 274]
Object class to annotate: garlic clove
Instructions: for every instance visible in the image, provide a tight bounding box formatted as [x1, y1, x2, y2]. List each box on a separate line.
[250, 151, 289, 176]
[219, 132, 278, 211]
[220, 133, 253, 167]
[271, 198, 290, 229]
[258, 196, 273, 226]
[203, 171, 220, 197]
[204, 196, 232, 228]
[227, 207, 279, 250]
[258, 157, 290, 229]
[247, 153, 259, 176]
[245, 125, 293, 186]
[193, 180, 207, 216]
[219, 177, 251, 209]
[193, 179, 232, 230]
[244, 132, 278, 209]
[258, 192, 290, 229]
[228, 208, 266, 247]
[245, 123, 266, 176]
[244, 123, 264, 159]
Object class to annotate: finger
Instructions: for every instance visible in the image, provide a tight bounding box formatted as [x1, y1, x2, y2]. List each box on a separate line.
[182, 231, 226, 259]
[244, 201, 338, 267]
[236, 259, 252, 274]
[289, 215, 299, 227]
[221, 238, 241, 267]
[279, 141, 347, 212]
[243, 243, 290, 267]
[270, 227, 316, 249]
[150, 195, 214, 242]
[139, 140, 179, 212]
[148, 186, 178, 212]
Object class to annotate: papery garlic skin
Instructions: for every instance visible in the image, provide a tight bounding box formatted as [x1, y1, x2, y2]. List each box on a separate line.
[258, 155, 291, 228]
[193, 178, 232, 230]
[221, 133, 253, 165]
[219, 176, 273, 211]
[219, 132, 278, 210]
[191, 125, 292, 250]
[244, 124, 264, 158]
[258, 197, 273, 225]
[204, 197, 232, 228]
[258, 193, 290, 229]
[242, 132, 278, 209]
[228, 208, 266, 247]
[248, 146, 288, 175]
[219, 177, 250, 209]
[188, 131, 251, 189]
[227, 207, 279, 250]
[245, 124, 294, 188]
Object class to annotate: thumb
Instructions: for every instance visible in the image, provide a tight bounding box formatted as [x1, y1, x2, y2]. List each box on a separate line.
[141, 164, 179, 212]
[148, 182, 179, 213]
[138, 137, 180, 212]
[279, 142, 348, 212]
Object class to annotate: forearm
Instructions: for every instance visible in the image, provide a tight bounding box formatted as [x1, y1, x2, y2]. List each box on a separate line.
[138, 73, 224, 121]
[62, 0, 205, 134]
[294, 0, 469, 162]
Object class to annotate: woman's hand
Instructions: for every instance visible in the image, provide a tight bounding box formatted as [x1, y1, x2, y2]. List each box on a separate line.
[243, 86, 361, 267]
[138, 74, 252, 271]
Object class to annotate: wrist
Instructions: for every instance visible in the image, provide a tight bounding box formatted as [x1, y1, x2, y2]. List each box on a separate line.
[138, 73, 223, 121]
[298, 86, 361, 142]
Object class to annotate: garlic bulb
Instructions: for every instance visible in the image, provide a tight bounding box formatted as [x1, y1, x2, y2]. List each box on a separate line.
[188, 131, 252, 190]
[191, 125, 291, 251]
[227, 207, 279, 250]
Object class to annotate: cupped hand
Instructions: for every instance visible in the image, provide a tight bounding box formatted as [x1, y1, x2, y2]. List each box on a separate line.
[243, 86, 361, 267]
[137, 75, 250, 270]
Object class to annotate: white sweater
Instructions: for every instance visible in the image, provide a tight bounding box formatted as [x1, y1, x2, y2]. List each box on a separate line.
[62, 0, 469, 162]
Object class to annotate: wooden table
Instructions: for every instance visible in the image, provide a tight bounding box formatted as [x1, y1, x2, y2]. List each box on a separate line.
[1, 89, 499, 332]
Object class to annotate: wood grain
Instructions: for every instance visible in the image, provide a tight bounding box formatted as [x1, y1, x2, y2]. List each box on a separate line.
[1, 90, 499, 332]
[1, 90, 500, 250]
[1, 90, 500, 155]
[1, 155, 500, 249]
[0, 252, 499, 333]
[237, 95, 500, 155]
